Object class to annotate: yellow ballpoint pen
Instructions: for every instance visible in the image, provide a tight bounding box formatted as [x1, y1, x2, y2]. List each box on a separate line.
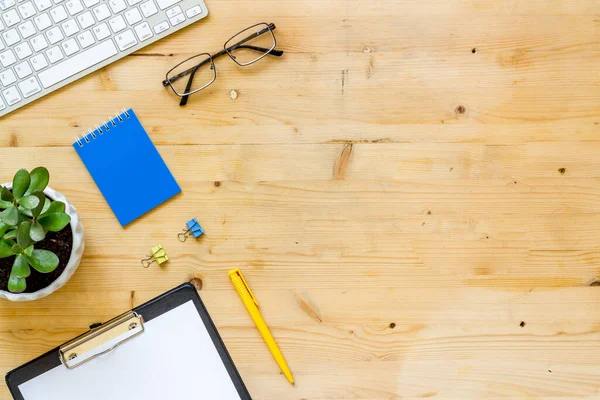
[229, 269, 295, 385]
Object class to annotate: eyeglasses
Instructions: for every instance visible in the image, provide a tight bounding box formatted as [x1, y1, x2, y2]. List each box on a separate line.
[162, 22, 284, 106]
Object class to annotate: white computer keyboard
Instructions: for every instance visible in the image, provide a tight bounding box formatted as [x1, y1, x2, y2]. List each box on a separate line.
[0, 0, 208, 117]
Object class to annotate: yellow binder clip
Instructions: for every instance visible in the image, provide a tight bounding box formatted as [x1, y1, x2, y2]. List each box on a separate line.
[141, 245, 168, 268]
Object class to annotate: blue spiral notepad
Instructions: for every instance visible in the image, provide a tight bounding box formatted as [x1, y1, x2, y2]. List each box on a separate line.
[73, 109, 181, 226]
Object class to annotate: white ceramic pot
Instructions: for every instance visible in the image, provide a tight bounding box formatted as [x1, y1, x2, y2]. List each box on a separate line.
[0, 184, 84, 301]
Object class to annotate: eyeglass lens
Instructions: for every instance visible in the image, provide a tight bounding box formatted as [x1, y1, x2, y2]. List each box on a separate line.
[225, 23, 276, 66]
[166, 53, 216, 96]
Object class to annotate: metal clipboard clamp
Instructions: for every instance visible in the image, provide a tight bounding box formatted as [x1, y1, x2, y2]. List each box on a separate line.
[59, 311, 145, 369]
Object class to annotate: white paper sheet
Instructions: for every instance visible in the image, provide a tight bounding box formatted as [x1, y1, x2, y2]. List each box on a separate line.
[19, 300, 242, 399]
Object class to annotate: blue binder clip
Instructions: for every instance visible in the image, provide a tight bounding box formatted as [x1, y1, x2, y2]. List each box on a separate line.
[178, 218, 204, 242]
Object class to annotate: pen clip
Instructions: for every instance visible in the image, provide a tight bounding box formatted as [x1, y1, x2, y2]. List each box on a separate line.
[237, 270, 259, 308]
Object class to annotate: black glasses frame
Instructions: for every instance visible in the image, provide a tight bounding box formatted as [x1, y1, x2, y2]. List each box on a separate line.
[162, 22, 284, 106]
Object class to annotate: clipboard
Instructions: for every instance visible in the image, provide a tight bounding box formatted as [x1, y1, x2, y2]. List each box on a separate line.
[5, 283, 252, 400]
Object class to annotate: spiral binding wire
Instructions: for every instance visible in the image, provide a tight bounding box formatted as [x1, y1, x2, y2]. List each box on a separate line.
[75, 109, 131, 147]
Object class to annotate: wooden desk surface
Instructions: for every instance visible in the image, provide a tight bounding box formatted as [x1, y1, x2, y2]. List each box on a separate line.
[1, 1, 599, 398]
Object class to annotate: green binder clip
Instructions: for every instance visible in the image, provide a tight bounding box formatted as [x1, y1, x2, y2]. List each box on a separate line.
[142, 245, 168, 268]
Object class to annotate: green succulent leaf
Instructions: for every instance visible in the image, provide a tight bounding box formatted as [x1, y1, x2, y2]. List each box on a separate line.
[31, 192, 47, 218]
[26, 167, 49, 196]
[1, 206, 19, 226]
[12, 169, 30, 199]
[39, 213, 70, 232]
[0, 239, 15, 258]
[0, 198, 11, 209]
[11, 244, 21, 254]
[26, 249, 59, 273]
[29, 221, 45, 242]
[18, 195, 40, 210]
[24, 245, 33, 257]
[1, 186, 14, 202]
[41, 201, 65, 217]
[3, 230, 16, 240]
[17, 210, 29, 225]
[0, 185, 10, 209]
[21, 196, 50, 218]
[17, 221, 33, 249]
[8, 274, 26, 293]
[41, 198, 51, 214]
[18, 206, 33, 218]
[0, 222, 8, 237]
[12, 254, 31, 278]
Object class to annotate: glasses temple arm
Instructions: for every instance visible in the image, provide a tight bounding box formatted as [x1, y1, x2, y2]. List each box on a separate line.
[230, 45, 283, 56]
[179, 65, 199, 106]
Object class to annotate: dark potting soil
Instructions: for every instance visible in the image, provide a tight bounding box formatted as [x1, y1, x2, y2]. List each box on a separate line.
[0, 224, 73, 293]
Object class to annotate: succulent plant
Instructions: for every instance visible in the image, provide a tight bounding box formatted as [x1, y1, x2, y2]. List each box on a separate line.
[0, 168, 71, 293]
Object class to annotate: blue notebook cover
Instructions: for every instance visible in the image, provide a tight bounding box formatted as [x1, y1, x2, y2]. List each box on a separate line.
[73, 109, 181, 226]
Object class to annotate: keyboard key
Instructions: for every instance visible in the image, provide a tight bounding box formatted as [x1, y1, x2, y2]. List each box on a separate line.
[124, 7, 141, 25]
[65, 0, 83, 15]
[0, 37, 4, 51]
[185, 4, 201, 18]
[50, 5, 68, 22]
[0, 19, 4, 32]
[60, 37, 78, 55]
[139, 0, 157, 17]
[38, 39, 117, 88]
[0, 68, 16, 85]
[14, 60, 32, 78]
[45, 45, 63, 63]
[2, 28, 19, 45]
[92, 22, 109, 39]
[108, 15, 125, 33]
[18, 76, 41, 97]
[30, 53, 48, 70]
[114, 29, 136, 50]
[133, 21, 151, 41]
[34, 12, 52, 30]
[169, 13, 184, 26]
[127, 0, 141, 5]
[82, 0, 97, 6]
[155, 0, 178, 10]
[53, 0, 65, 3]
[31, 33, 49, 51]
[165, 5, 180, 18]
[76, 29, 94, 47]
[0, 96, 5, 111]
[152, 20, 167, 34]
[0, 0, 17, 11]
[0, 49, 16, 66]
[108, 0, 125, 13]
[76, 10, 94, 28]
[17, 1, 35, 18]
[92, 3, 110, 21]
[33, 0, 52, 11]
[2, 86, 21, 105]
[17, 19, 35, 38]
[2, 9, 21, 27]
[14, 42, 32, 59]
[46, 26, 63, 43]
[62, 18, 79, 36]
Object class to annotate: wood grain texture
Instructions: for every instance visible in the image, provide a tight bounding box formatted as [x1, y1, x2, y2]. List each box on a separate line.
[0, 0, 599, 398]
